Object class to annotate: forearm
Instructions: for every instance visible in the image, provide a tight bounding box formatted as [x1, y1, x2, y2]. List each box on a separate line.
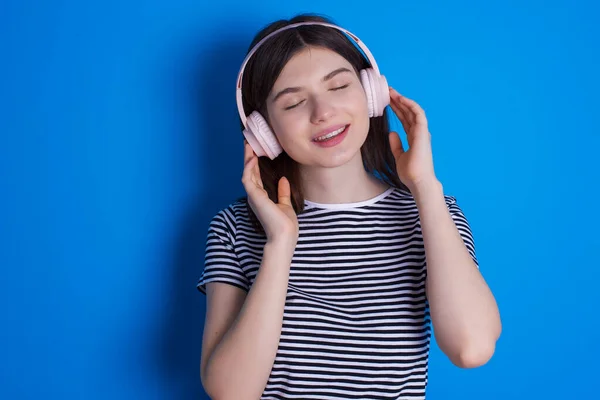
[203, 240, 293, 399]
[414, 180, 501, 368]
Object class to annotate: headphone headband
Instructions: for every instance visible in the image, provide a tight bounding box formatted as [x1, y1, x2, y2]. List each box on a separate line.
[235, 22, 381, 127]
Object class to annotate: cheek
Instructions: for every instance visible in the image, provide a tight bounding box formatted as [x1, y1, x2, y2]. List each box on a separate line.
[347, 87, 371, 138]
[268, 112, 308, 147]
[350, 85, 369, 114]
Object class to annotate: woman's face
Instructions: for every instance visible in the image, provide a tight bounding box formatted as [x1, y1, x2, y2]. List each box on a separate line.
[265, 46, 370, 169]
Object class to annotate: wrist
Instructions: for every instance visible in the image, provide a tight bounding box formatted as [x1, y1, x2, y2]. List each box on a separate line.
[265, 236, 297, 258]
[410, 178, 444, 205]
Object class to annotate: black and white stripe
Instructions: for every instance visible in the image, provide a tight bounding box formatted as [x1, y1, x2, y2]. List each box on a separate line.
[198, 187, 478, 399]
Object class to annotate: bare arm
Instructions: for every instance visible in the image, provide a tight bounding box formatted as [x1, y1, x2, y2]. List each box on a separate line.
[386, 88, 501, 368]
[200, 142, 298, 398]
[201, 240, 294, 400]
[415, 180, 501, 368]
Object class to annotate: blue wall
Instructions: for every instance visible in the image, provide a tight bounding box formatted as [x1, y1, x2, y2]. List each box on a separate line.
[2, 0, 598, 398]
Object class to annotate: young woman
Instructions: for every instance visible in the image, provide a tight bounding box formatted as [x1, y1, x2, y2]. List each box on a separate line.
[196, 13, 501, 400]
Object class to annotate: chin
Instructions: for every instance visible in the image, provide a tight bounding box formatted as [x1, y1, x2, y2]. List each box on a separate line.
[314, 134, 367, 169]
[317, 149, 360, 168]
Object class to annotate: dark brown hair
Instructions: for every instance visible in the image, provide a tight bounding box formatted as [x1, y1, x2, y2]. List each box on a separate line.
[240, 13, 409, 234]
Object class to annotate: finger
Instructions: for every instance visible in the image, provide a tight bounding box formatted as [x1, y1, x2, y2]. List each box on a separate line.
[389, 100, 412, 135]
[277, 176, 292, 206]
[390, 88, 417, 125]
[244, 141, 254, 166]
[244, 143, 264, 190]
[389, 88, 415, 126]
[242, 155, 262, 191]
[398, 95, 428, 128]
[253, 158, 264, 189]
[242, 155, 257, 186]
[388, 131, 405, 159]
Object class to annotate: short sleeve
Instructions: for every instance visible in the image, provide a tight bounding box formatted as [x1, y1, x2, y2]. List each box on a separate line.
[444, 195, 479, 268]
[196, 208, 250, 294]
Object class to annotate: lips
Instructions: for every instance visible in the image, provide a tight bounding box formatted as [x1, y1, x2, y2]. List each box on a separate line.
[311, 124, 350, 148]
[312, 124, 350, 142]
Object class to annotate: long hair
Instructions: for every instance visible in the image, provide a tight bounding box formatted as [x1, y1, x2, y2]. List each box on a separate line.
[239, 13, 409, 234]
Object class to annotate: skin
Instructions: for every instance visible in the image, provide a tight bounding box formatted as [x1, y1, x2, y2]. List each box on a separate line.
[387, 88, 502, 367]
[265, 46, 389, 204]
[200, 45, 502, 399]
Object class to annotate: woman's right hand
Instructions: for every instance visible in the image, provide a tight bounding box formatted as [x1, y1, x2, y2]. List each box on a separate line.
[242, 141, 299, 248]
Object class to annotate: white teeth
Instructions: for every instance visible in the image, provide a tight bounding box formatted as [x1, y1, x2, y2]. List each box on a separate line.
[315, 126, 346, 141]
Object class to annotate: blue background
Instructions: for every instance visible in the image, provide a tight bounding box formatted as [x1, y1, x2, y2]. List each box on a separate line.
[1, 0, 598, 398]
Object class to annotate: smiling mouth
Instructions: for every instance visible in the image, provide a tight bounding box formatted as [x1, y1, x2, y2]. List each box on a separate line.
[313, 125, 349, 142]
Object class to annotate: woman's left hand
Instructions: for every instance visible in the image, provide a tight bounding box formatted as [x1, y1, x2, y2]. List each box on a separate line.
[388, 87, 438, 191]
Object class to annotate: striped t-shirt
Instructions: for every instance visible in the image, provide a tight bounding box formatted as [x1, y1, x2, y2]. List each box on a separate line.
[197, 186, 478, 399]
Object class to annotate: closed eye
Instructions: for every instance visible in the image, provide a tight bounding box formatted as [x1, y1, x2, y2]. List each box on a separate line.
[284, 84, 350, 110]
[284, 100, 305, 110]
[331, 84, 350, 91]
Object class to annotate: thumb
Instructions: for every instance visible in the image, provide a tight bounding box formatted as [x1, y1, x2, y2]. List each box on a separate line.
[389, 131, 404, 159]
[277, 176, 292, 207]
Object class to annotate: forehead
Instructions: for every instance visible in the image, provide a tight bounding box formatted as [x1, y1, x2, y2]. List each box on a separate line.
[273, 46, 353, 86]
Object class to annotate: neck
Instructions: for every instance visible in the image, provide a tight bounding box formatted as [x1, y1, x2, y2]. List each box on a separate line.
[299, 153, 390, 205]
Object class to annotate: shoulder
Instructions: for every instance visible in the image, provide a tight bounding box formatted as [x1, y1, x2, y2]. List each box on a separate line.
[381, 187, 472, 223]
[207, 197, 251, 241]
[389, 186, 463, 207]
[378, 186, 416, 209]
[441, 193, 469, 217]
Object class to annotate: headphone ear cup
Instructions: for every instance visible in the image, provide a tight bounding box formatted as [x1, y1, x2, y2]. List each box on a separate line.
[360, 69, 376, 117]
[243, 111, 283, 160]
[360, 68, 390, 117]
[376, 72, 390, 116]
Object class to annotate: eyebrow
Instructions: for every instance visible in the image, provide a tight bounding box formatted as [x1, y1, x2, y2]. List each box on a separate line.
[271, 67, 353, 103]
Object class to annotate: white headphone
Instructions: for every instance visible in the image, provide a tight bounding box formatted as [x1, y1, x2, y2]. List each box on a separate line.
[236, 22, 390, 160]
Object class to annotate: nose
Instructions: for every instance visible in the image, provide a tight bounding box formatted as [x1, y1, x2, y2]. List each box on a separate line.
[310, 96, 335, 124]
